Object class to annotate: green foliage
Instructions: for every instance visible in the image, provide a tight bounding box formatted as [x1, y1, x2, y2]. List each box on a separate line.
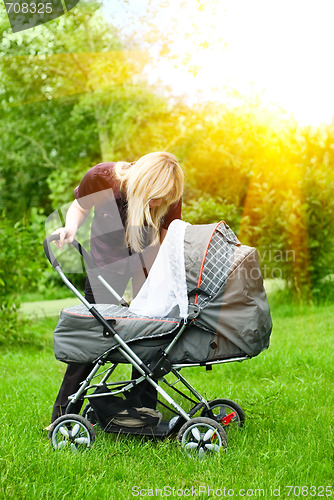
[183, 196, 242, 230]
[174, 104, 334, 301]
[0, 212, 46, 339]
[0, 1, 189, 213]
[0, 302, 26, 346]
[0, 0, 142, 213]
[235, 125, 334, 300]
[0, 215, 44, 299]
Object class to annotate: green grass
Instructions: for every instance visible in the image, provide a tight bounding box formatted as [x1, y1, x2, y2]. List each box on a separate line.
[19, 298, 81, 319]
[0, 303, 333, 499]
[19, 281, 83, 302]
[19, 288, 74, 302]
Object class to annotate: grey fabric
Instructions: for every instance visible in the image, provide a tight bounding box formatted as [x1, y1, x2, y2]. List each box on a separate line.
[53, 221, 272, 365]
[188, 223, 239, 308]
[54, 304, 223, 364]
[184, 223, 218, 296]
[54, 304, 180, 364]
[184, 222, 241, 302]
[194, 247, 272, 357]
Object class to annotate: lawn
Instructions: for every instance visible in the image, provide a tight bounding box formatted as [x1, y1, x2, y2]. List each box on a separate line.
[0, 302, 333, 499]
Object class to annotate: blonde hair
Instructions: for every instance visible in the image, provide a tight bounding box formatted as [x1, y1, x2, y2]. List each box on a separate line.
[115, 152, 184, 252]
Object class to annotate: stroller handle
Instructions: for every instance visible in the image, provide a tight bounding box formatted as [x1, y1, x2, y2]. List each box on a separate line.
[43, 234, 129, 307]
[43, 234, 95, 270]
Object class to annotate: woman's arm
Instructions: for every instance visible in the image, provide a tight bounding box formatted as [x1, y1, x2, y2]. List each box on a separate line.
[53, 200, 90, 249]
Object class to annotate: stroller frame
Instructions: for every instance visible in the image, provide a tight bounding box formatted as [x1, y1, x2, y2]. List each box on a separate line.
[66, 344, 248, 437]
[44, 234, 248, 455]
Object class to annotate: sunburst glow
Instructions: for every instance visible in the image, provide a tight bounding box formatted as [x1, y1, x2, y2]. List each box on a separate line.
[104, 0, 334, 126]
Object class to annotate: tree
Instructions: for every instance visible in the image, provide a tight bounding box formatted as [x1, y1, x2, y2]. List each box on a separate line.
[0, 0, 148, 216]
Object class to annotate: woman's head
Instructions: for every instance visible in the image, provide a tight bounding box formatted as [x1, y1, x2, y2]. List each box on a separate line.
[115, 152, 184, 252]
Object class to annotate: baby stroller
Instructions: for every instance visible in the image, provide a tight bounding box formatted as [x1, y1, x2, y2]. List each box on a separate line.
[44, 221, 272, 457]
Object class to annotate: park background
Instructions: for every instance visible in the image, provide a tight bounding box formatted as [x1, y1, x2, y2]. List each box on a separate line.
[0, 0, 333, 498]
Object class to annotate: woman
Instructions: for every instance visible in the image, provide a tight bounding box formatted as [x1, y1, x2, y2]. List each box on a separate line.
[48, 152, 184, 426]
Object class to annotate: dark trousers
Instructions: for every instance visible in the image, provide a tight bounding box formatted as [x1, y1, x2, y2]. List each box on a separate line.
[50, 277, 157, 422]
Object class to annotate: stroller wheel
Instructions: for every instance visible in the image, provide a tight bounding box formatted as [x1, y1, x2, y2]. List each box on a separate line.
[177, 417, 227, 458]
[201, 398, 245, 429]
[82, 404, 98, 427]
[48, 414, 95, 452]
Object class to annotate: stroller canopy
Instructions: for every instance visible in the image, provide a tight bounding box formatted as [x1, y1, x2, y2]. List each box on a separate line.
[184, 221, 272, 358]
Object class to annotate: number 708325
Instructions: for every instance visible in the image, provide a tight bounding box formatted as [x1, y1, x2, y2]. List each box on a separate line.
[5, 3, 53, 14]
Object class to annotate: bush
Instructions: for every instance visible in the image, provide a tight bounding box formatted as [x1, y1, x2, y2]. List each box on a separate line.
[0, 215, 44, 300]
[0, 212, 48, 339]
[177, 106, 334, 302]
[237, 160, 334, 301]
[183, 196, 242, 230]
[0, 302, 25, 345]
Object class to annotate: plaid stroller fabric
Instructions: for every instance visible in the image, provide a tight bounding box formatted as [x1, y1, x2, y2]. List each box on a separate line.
[194, 223, 245, 308]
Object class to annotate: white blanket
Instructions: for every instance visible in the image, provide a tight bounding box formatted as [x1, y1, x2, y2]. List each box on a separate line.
[129, 219, 190, 319]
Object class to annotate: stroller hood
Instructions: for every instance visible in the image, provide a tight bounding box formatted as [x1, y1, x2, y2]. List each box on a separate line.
[184, 222, 272, 357]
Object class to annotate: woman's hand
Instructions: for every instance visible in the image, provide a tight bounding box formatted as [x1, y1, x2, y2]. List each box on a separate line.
[51, 200, 90, 249]
[52, 227, 76, 249]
